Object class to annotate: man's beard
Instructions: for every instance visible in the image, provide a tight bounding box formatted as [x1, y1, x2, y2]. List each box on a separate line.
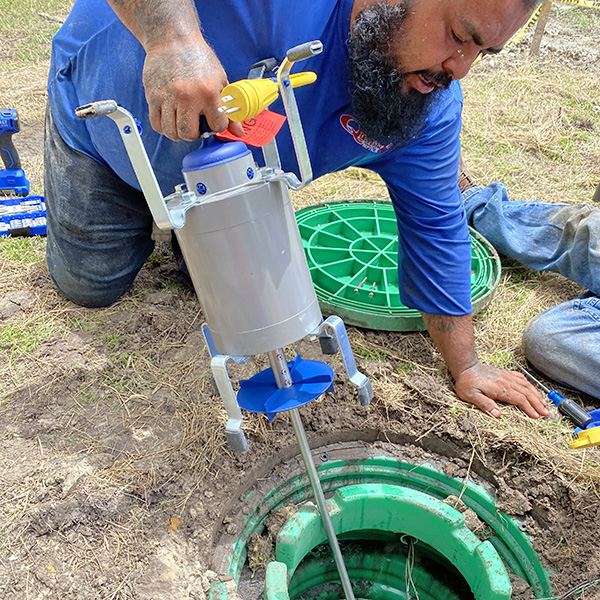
[349, 1, 452, 147]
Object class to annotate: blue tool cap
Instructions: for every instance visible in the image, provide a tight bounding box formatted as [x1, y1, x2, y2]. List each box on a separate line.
[574, 408, 600, 434]
[182, 137, 250, 173]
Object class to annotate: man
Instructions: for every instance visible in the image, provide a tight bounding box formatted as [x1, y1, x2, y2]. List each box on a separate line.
[46, 0, 548, 419]
[461, 176, 600, 401]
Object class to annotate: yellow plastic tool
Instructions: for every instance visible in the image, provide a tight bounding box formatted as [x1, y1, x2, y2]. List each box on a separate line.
[570, 426, 600, 449]
[220, 72, 317, 122]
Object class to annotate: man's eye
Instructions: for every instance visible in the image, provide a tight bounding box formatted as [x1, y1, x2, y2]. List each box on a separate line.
[451, 30, 465, 44]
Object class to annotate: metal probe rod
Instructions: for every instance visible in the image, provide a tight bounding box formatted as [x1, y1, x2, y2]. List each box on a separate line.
[267, 349, 356, 600]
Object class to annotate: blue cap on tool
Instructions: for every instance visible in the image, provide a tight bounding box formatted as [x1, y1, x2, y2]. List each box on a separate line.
[182, 137, 250, 173]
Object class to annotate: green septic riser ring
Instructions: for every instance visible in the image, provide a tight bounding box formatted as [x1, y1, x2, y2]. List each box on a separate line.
[285, 550, 470, 600]
[295, 200, 501, 331]
[267, 483, 512, 600]
[210, 454, 551, 600]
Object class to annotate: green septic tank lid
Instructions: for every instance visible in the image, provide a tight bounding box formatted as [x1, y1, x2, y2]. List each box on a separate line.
[295, 200, 501, 332]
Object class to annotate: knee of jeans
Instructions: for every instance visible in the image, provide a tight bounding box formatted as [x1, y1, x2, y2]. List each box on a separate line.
[463, 181, 508, 223]
[48, 266, 132, 308]
[522, 312, 555, 365]
[521, 306, 576, 377]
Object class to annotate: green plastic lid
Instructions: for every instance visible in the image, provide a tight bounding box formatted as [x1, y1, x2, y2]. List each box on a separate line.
[296, 199, 501, 332]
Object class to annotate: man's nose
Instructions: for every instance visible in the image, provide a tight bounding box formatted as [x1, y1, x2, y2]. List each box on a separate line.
[442, 48, 479, 81]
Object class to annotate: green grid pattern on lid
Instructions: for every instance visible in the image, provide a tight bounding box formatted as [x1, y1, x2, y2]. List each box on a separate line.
[296, 200, 501, 331]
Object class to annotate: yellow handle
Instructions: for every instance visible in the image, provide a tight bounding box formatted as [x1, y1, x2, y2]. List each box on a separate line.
[288, 71, 317, 88]
[570, 426, 600, 449]
[221, 71, 317, 122]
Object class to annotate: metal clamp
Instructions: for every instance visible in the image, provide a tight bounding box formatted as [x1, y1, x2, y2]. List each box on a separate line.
[317, 316, 373, 406]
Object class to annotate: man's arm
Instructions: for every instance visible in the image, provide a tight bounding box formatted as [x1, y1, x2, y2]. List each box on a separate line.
[421, 312, 549, 419]
[107, 0, 243, 140]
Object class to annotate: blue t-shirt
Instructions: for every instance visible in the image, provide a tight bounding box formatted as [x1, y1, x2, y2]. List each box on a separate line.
[48, 0, 470, 315]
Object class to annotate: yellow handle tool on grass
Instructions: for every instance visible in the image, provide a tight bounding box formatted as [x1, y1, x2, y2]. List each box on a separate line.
[220, 72, 317, 122]
[570, 426, 600, 449]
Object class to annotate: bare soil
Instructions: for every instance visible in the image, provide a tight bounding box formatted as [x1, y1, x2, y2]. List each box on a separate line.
[1, 6, 600, 600]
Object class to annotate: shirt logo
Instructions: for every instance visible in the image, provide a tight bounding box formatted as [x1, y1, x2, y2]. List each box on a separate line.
[340, 114, 393, 154]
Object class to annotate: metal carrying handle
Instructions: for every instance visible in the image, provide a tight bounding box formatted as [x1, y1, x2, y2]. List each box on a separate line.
[285, 40, 324, 63]
[74, 39, 324, 229]
[75, 102, 183, 230]
[277, 40, 323, 189]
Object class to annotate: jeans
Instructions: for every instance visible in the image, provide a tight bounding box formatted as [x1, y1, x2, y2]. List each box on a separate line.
[522, 293, 600, 400]
[44, 108, 155, 307]
[463, 182, 600, 296]
[463, 183, 600, 400]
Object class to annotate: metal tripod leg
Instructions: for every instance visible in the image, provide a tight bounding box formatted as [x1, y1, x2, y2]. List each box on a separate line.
[318, 316, 373, 406]
[268, 348, 356, 600]
[202, 323, 249, 452]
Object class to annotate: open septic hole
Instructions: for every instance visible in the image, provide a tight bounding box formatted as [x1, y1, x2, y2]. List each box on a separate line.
[289, 536, 476, 600]
[211, 449, 551, 600]
[264, 483, 514, 600]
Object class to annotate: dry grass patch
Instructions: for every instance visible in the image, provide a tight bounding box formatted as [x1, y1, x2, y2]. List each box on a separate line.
[462, 60, 600, 203]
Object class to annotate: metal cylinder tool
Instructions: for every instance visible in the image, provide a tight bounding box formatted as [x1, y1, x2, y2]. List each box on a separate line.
[76, 41, 372, 599]
[178, 146, 322, 356]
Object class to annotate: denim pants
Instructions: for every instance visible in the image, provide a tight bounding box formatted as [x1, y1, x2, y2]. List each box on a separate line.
[463, 183, 600, 400]
[44, 108, 155, 307]
[521, 293, 600, 400]
[463, 182, 600, 296]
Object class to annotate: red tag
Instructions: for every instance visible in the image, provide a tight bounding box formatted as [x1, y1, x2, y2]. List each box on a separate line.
[216, 109, 287, 147]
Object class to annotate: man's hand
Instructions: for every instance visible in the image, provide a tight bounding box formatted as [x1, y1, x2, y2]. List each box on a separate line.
[143, 37, 243, 141]
[454, 362, 548, 419]
[107, 0, 243, 141]
[421, 311, 549, 419]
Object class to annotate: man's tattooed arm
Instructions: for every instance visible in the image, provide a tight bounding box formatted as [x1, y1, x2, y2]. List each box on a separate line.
[106, 0, 243, 140]
[421, 312, 548, 420]
[108, 0, 200, 49]
[421, 312, 477, 378]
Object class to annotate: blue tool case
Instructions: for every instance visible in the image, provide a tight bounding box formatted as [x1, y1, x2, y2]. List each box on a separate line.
[0, 196, 46, 237]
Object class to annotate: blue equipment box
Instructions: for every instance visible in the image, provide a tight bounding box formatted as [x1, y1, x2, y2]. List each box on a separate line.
[0, 195, 46, 237]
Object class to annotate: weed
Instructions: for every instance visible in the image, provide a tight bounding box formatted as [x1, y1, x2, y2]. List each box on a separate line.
[69, 315, 102, 334]
[0, 319, 58, 354]
[0, 236, 45, 263]
[78, 384, 97, 405]
[105, 333, 121, 349]
[395, 361, 414, 376]
[355, 346, 389, 361]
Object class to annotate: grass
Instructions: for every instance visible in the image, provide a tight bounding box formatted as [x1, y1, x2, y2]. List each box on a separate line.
[0, 235, 46, 263]
[554, 4, 600, 31]
[355, 346, 389, 361]
[0, 0, 73, 68]
[0, 317, 58, 354]
[461, 60, 600, 204]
